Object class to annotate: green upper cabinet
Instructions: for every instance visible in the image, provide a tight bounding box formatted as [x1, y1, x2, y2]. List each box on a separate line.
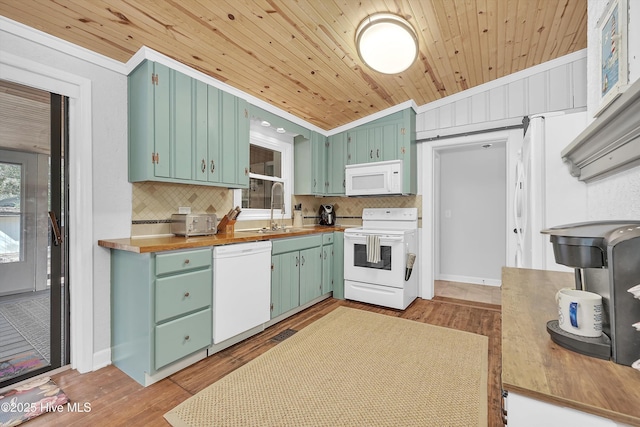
[128, 60, 249, 188]
[293, 131, 328, 195]
[346, 108, 417, 194]
[219, 91, 249, 188]
[327, 132, 348, 195]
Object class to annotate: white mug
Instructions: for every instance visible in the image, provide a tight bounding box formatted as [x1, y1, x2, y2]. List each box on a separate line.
[556, 288, 603, 338]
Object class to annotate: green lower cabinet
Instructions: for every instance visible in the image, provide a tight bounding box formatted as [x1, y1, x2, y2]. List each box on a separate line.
[332, 231, 345, 299]
[271, 234, 329, 318]
[270, 252, 300, 318]
[299, 246, 322, 305]
[111, 247, 213, 386]
[321, 233, 334, 294]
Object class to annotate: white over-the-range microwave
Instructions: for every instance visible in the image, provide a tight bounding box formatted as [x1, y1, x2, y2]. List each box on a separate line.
[345, 159, 403, 196]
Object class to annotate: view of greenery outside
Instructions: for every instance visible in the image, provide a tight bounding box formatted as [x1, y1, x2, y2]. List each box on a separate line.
[0, 163, 20, 203]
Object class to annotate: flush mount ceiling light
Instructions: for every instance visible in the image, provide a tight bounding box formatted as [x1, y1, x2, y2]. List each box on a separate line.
[355, 13, 418, 74]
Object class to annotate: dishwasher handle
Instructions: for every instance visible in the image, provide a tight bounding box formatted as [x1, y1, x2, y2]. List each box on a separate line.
[213, 241, 272, 258]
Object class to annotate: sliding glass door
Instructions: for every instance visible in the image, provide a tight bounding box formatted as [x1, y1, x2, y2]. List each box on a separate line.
[0, 81, 69, 388]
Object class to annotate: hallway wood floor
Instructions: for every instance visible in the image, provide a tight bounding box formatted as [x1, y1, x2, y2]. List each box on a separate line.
[23, 293, 502, 426]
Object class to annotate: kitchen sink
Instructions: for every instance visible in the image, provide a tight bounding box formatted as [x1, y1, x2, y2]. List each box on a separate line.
[236, 227, 307, 234]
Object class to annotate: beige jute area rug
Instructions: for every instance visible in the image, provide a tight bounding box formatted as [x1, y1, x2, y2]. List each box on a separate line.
[164, 306, 488, 427]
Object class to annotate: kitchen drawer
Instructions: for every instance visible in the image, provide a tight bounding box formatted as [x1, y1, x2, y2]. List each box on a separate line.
[155, 308, 212, 370]
[272, 234, 322, 255]
[155, 248, 212, 276]
[322, 233, 334, 245]
[155, 269, 212, 323]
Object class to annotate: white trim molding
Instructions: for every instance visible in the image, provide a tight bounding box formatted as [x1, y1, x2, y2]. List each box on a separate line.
[0, 16, 126, 75]
[0, 51, 95, 374]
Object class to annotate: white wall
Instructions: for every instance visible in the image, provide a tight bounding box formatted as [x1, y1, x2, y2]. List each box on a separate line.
[0, 19, 130, 369]
[437, 143, 506, 285]
[584, 0, 640, 219]
[416, 50, 588, 140]
[541, 112, 589, 271]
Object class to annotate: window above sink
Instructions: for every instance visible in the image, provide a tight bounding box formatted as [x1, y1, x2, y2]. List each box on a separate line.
[233, 120, 294, 221]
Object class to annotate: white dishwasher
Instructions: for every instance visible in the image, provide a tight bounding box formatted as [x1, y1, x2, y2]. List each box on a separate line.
[212, 240, 272, 344]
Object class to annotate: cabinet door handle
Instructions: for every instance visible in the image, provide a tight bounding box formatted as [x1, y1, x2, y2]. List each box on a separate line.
[201, 159, 206, 173]
[184, 259, 190, 264]
[301, 255, 305, 266]
[343, 179, 345, 188]
[324, 250, 327, 260]
[295, 256, 299, 267]
[184, 335, 190, 341]
[313, 179, 316, 188]
[369, 149, 373, 159]
[376, 149, 380, 158]
[184, 292, 190, 298]
[210, 160, 215, 173]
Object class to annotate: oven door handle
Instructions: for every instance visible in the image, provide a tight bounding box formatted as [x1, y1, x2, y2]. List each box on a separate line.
[345, 234, 404, 242]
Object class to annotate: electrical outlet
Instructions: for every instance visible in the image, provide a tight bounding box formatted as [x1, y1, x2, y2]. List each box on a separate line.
[178, 206, 191, 214]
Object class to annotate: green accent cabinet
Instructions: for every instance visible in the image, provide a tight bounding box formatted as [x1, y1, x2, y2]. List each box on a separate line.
[346, 108, 417, 194]
[128, 60, 170, 181]
[299, 245, 323, 305]
[128, 59, 249, 188]
[293, 131, 328, 195]
[347, 127, 370, 165]
[270, 234, 324, 318]
[332, 231, 345, 299]
[270, 251, 300, 318]
[111, 247, 213, 386]
[321, 233, 334, 294]
[327, 132, 348, 195]
[219, 91, 249, 188]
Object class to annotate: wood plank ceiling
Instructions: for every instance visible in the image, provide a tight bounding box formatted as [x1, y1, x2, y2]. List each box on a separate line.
[0, 0, 587, 131]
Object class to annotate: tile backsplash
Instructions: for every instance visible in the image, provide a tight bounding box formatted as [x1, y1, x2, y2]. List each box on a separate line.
[131, 182, 233, 236]
[131, 181, 422, 236]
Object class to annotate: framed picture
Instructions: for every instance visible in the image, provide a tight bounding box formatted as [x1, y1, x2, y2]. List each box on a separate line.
[596, 0, 628, 116]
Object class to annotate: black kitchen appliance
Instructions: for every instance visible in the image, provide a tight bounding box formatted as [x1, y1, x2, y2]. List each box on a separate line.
[541, 221, 640, 365]
[319, 204, 336, 226]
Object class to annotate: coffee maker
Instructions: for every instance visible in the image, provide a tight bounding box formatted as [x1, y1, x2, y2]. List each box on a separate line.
[541, 221, 640, 366]
[318, 204, 336, 226]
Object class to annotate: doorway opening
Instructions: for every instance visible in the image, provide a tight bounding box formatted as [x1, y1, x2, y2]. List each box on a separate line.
[0, 80, 69, 388]
[420, 128, 523, 299]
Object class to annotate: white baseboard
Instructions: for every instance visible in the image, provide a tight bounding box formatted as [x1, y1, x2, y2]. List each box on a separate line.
[437, 274, 501, 287]
[92, 348, 112, 371]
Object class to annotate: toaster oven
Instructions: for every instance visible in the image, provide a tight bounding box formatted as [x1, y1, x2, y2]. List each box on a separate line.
[170, 214, 217, 237]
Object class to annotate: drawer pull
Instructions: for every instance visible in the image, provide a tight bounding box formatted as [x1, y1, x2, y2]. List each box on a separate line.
[184, 335, 190, 341]
[184, 259, 190, 264]
[184, 292, 190, 298]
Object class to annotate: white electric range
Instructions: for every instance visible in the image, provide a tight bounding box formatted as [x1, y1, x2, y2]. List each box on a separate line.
[343, 208, 418, 310]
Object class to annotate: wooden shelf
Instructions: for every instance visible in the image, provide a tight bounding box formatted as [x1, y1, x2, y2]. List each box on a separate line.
[562, 78, 640, 182]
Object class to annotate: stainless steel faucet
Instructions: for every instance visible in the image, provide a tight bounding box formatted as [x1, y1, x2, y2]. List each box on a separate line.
[270, 182, 285, 230]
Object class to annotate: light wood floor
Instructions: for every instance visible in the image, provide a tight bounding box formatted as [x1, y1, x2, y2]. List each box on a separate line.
[435, 279, 502, 305]
[22, 287, 502, 427]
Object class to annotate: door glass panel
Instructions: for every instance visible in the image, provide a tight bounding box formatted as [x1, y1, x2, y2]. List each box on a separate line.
[0, 162, 22, 263]
[0, 80, 68, 388]
[353, 244, 392, 270]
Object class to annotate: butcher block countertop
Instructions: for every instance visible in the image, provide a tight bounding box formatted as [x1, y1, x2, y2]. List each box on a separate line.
[502, 267, 640, 425]
[97, 225, 346, 253]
